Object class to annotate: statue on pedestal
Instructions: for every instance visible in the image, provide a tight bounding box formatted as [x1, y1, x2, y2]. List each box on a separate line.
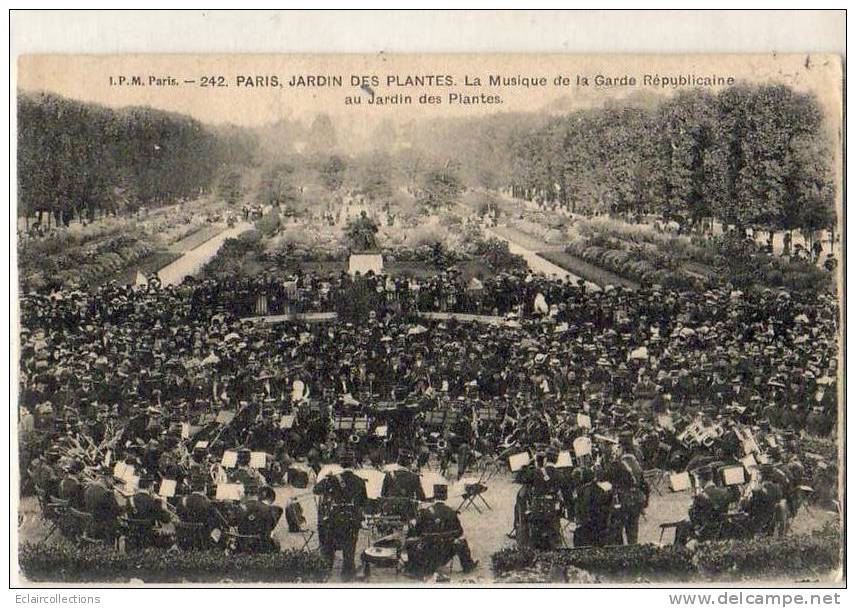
[345, 210, 379, 252]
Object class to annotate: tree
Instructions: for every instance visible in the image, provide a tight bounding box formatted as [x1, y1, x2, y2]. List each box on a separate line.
[356, 152, 395, 203]
[306, 114, 338, 155]
[17, 91, 234, 225]
[319, 155, 346, 192]
[219, 170, 244, 205]
[649, 89, 717, 227]
[417, 164, 464, 211]
[259, 163, 299, 207]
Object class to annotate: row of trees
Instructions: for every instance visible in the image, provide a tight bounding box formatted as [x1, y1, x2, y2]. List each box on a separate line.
[507, 84, 836, 233]
[18, 92, 256, 226]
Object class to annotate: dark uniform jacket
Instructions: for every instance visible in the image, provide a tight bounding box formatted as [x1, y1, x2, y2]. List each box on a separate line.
[83, 483, 122, 520]
[313, 470, 368, 530]
[177, 492, 221, 528]
[131, 491, 170, 524]
[59, 476, 86, 509]
[409, 502, 464, 538]
[237, 499, 283, 538]
[381, 469, 426, 501]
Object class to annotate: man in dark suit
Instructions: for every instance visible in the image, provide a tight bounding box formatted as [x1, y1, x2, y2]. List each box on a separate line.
[313, 453, 368, 581]
[405, 485, 478, 576]
[236, 485, 282, 553]
[58, 461, 86, 509]
[176, 490, 223, 550]
[82, 479, 124, 544]
[380, 455, 426, 502]
[126, 477, 172, 548]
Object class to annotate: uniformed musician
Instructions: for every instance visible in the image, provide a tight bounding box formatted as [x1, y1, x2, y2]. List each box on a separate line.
[404, 485, 478, 576]
[313, 452, 368, 581]
[235, 485, 282, 553]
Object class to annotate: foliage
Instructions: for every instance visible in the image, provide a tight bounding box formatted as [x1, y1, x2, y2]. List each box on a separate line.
[492, 544, 695, 580]
[564, 238, 702, 290]
[506, 84, 836, 233]
[18, 92, 244, 222]
[255, 209, 282, 237]
[305, 114, 338, 155]
[416, 165, 465, 211]
[218, 170, 245, 205]
[319, 155, 347, 192]
[472, 238, 528, 272]
[711, 233, 831, 292]
[355, 152, 395, 203]
[491, 526, 841, 582]
[548, 217, 831, 293]
[259, 163, 300, 207]
[694, 525, 841, 576]
[18, 542, 330, 583]
[201, 231, 265, 278]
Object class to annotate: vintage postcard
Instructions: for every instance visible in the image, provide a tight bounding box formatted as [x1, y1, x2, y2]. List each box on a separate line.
[12, 49, 843, 587]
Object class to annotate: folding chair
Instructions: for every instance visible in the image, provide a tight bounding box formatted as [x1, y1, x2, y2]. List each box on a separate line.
[643, 468, 668, 496]
[478, 455, 505, 482]
[457, 482, 491, 513]
[288, 529, 316, 551]
[66, 507, 101, 546]
[457, 465, 492, 513]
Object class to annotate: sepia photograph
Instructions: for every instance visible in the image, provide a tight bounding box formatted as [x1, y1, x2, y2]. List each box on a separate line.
[9, 16, 845, 589]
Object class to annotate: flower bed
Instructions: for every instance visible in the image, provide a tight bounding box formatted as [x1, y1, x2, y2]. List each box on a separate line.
[19, 542, 330, 584]
[22, 235, 158, 291]
[564, 238, 703, 290]
[539, 250, 638, 289]
[507, 213, 831, 293]
[507, 217, 569, 247]
[491, 525, 841, 583]
[201, 230, 266, 278]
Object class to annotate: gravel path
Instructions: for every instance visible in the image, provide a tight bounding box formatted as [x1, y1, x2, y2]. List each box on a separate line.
[157, 222, 253, 286]
[485, 227, 600, 291]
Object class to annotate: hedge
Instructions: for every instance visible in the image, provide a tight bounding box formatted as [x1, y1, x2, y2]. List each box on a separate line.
[19, 542, 330, 584]
[491, 525, 841, 583]
[492, 544, 696, 582]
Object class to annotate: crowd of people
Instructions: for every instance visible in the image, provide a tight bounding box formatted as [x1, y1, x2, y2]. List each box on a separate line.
[18, 265, 840, 579]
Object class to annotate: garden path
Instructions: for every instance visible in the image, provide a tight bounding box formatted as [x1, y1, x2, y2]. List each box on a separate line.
[484, 227, 600, 291]
[157, 221, 254, 286]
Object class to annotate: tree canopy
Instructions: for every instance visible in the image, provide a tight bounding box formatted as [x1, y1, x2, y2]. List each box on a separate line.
[503, 84, 836, 232]
[17, 92, 255, 223]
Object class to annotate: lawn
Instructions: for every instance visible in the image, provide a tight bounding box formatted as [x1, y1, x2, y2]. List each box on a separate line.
[107, 250, 183, 286]
[539, 250, 639, 289]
